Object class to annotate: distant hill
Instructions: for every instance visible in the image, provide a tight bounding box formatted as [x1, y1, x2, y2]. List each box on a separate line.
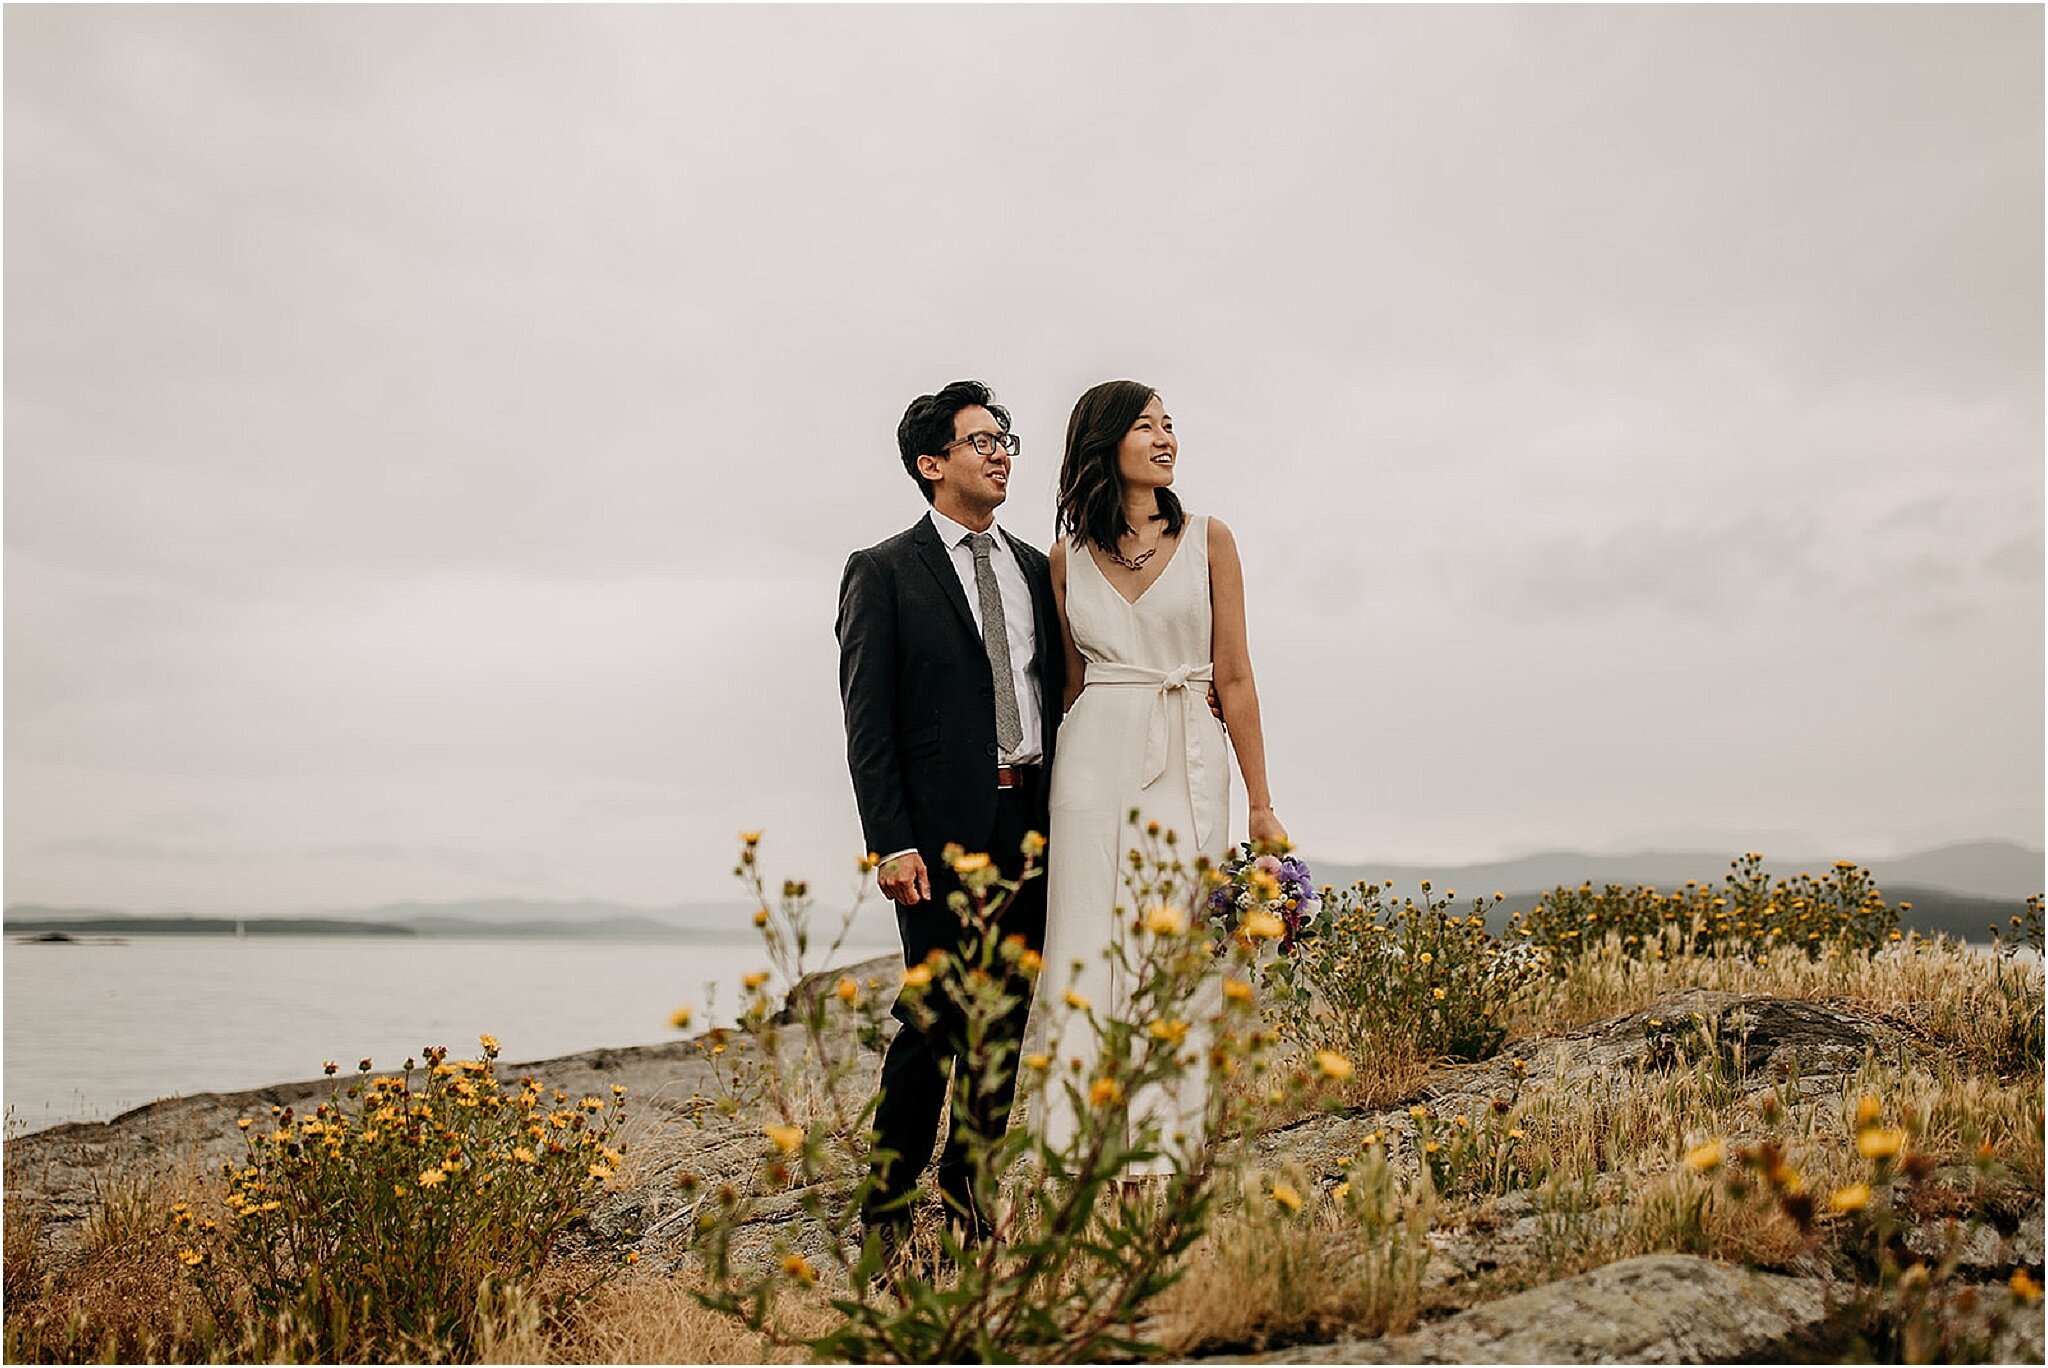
[1306, 840, 2042, 906]
[5, 913, 410, 938]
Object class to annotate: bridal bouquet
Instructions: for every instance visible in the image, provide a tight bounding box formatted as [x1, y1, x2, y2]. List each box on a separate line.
[1204, 843, 1320, 953]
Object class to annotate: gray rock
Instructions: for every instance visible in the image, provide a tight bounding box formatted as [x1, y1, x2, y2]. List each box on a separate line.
[2011, 1200, 2044, 1268]
[1903, 1216, 2010, 1274]
[1213, 1253, 1830, 1364]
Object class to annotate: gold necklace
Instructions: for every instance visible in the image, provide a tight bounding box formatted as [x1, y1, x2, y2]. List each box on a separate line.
[1105, 542, 1156, 571]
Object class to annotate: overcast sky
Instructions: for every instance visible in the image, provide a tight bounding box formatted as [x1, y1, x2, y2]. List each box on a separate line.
[6, 4, 2041, 913]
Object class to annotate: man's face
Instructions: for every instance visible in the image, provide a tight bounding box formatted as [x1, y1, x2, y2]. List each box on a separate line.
[922, 405, 1013, 516]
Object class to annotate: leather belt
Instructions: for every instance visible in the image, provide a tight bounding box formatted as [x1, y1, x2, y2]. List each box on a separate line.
[995, 763, 1041, 790]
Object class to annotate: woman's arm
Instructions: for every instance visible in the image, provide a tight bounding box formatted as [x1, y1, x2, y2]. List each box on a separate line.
[1050, 540, 1088, 715]
[1209, 517, 1287, 846]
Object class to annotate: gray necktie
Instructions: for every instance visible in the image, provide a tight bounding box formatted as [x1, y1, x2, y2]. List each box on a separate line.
[967, 532, 1025, 755]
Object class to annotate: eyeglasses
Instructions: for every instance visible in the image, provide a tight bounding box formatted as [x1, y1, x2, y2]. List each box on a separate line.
[940, 430, 1021, 458]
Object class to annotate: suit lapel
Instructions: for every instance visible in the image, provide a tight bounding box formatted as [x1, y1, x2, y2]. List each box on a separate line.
[911, 516, 980, 639]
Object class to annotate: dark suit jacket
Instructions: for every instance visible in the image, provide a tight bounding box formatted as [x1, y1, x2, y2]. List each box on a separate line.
[836, 514, 1063, 875]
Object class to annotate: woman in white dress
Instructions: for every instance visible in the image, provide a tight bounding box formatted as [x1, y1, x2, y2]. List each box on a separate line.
[1033, 379, 1287, 1176]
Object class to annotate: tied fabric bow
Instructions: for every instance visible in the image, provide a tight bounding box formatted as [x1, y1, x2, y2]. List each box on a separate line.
[1082, 661, 1219, 851]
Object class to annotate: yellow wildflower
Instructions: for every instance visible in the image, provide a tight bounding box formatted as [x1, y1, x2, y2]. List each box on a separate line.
[478, 1033, 499, 1056]
[1332, 1181, 1351, 1202]
[1418, 952, 1433, 965]
[1223, 977, 1253, 1002]
[902, 964, 934, 989]
[783, 1254, 817, 1284]
[2012, 1269, 2042, 1303]
[1242, 910, 1286, 940]
[740, 829, 762, 845]
[1270, 1181, 1303, 1212]
[1854, 1096, 1881, 1128]
[1315, 1050, 1353, 1081]
[418, 1168, 446, 1188]
[1828, 1183, 1871, 1213]
[1143, 903, 1187, 935]
[178, 1248, 205, 1267]
[513, 1147, 537, 1165]
[1148, 1018, 1191, 1045]
[835, 976, 859, 1005]
[1089, 1077, 1124, 1108]
[764, 1123, 805, 1155]
[951, 851, 991, 874]
[1064, 989, 1090, 1011]
[1432, 987, 1447, 1001]
[753, 908, 771, 928]
[669, 1007, 694, 1030]
[1023, 1052, 1050, 1071]
[742, 971, 769, 991]
[1019, 948, 1044, 974]
[1857, 1128, 1906, 1161]
[1682, 1140, 1725, 1173]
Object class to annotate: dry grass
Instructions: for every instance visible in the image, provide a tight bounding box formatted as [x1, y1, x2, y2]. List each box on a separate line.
[1151, 1160, 1432, 1356]
[477, 1265, 827, 1363]
[1511, 934, 2043, 1078]
[1146, 937, 2042, 1352]
[4, 1211, 221, 1364]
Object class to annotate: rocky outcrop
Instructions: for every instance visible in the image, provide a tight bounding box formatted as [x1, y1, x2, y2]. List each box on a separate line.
[1212, 1254, 1831, 1363]
[1239, 988, 1924, 1190]
[8, 973, 2038, 1365]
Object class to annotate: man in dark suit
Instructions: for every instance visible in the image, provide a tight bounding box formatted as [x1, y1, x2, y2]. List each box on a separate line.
[836, 379, 1061, 1254]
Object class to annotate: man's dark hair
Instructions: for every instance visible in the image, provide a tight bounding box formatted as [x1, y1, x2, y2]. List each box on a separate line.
[1056, 379, 1185, 552]
[897, 380, 1012, 504]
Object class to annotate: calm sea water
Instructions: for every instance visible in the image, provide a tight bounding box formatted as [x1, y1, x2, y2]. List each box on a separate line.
[3, 932, 896, 1133]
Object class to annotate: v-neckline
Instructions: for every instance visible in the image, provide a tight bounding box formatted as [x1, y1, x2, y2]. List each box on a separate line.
[1086, 525, 1187, 608]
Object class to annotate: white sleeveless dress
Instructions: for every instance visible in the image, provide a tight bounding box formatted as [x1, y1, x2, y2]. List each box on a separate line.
[1033, 514, 1231, 1175]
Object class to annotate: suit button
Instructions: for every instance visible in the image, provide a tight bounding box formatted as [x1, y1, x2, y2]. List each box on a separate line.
[986, 743, 998, 757]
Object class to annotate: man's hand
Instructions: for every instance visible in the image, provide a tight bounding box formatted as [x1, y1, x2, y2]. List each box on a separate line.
[878, 852, 933, 906]
[1207, 683, 1225, 725]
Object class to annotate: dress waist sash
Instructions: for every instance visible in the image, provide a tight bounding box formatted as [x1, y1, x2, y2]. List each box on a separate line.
[1083, 661, 1219, 850]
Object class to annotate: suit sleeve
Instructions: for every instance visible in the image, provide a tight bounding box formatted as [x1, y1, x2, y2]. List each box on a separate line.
[836, 549, 917, 860]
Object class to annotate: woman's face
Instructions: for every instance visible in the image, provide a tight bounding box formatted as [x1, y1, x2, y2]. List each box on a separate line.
[1116, 394, 1177, 491]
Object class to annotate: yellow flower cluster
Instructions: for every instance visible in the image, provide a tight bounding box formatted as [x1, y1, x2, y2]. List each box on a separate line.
[209, 1042, 627, 1243]
[1511, 854, 1901, 962]
[179, 1037, 634, 1357]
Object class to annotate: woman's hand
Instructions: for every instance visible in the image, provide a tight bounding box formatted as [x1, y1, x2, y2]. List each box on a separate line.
[1248, 805, 1288, 847]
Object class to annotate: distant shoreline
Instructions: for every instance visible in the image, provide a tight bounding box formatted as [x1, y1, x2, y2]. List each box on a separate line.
[3, 913, 900, 945]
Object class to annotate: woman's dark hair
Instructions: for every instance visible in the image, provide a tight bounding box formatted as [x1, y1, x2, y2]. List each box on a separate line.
[1057, 379, 1185, 552]
[897, 379, 1011, 504]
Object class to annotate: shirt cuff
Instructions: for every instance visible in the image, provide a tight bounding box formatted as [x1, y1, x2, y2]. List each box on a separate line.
[880, 846, 920, 865]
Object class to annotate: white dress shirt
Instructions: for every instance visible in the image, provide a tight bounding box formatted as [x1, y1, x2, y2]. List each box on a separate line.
[925, 507, 1045, 766]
